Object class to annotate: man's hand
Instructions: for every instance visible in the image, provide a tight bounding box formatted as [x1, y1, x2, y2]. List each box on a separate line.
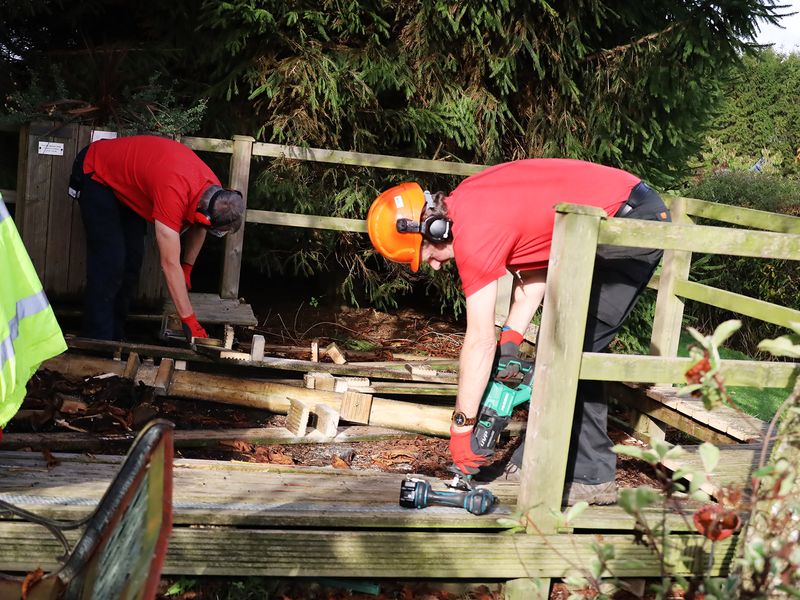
[181, 262, 193, 290]
[449, 426, 491, 475]
[495, 327, 524, 384]
[181, 313, 208, 341]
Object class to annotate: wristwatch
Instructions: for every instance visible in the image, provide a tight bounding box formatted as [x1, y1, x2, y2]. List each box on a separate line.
[451, 411, 477, 427]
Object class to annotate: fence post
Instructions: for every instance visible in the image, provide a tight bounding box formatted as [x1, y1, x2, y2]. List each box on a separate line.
[510, 204, 604, 598]
[220, 135, 254, 299]
[649, 196, 692, 358]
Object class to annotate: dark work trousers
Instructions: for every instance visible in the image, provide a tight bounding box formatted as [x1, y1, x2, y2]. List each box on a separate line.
[566, 181, 671, 484]
[71, 148, 147, 340]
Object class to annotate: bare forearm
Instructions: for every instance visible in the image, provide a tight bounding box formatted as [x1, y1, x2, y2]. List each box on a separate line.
[504, 269, 546, 334]
[163, 261, 193, 317]
[455, 332, 497, 423]
[181, 225, 207, 265]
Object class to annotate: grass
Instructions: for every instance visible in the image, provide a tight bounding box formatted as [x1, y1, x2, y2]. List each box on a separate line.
[677, 331, 789, 423]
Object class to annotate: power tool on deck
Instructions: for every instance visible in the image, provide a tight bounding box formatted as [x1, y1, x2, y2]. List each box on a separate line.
[399, 477, 497, 515]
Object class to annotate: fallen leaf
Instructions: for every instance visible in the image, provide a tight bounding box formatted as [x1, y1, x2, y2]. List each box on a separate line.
[21, 567, 44, 599]
[219, 440, 253, 453]
[41, 448, 59, 469]
[331, 455, 351, 469]
[268, 450, 294, 465]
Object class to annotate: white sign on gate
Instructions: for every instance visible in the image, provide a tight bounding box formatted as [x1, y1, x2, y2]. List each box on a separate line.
[38, 141, 64, 156]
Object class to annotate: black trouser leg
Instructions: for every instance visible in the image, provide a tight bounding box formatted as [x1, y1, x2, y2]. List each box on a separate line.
[77, 177, 145, 340]
[113, 203, 146, 340]
[565, 185, 670, 484]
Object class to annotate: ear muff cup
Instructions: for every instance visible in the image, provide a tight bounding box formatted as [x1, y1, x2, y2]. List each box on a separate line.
[420, 215, 451, 243]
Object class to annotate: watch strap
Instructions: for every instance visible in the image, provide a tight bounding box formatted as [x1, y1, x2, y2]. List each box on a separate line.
[451, 411, 477, 427]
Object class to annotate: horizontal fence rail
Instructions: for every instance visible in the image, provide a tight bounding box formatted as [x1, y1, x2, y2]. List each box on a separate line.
[181, 135, 487, 176]
[665, 195, 800, 234]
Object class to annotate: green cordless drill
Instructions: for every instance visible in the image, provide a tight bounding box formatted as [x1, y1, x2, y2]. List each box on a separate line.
[472, 356, 535, 454]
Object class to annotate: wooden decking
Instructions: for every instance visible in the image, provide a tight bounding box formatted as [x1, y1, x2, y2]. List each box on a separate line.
[0, 441, 758, 578]
[608, 382, 767, 445]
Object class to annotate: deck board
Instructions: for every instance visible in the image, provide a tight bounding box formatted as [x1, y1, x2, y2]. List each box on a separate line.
[0, 444, 757, 532]
[0, 448, 754, 578]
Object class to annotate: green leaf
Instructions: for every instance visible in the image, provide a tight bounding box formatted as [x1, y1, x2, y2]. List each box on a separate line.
[710, 319, 741, 347]
[619, 487, 660, 513]
[690, 489, 710, 502]
[612, 444, 646, 460]
[686, 326, 707, 346]
[564, 501, 589, 524]
[699, 442, 720, 473]
[757, 335, 800, 358]
[752, 465, 775, 478]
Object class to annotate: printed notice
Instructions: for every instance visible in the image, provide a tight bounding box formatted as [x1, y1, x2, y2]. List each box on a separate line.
[38, 141, 64, 156]
[91, 130, 118, 142]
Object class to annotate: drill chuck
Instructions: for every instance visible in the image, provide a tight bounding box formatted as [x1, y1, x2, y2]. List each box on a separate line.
[399, 478, 496, 515]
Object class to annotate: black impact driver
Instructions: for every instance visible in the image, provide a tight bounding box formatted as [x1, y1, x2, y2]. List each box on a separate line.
[399, 477, 497, 515]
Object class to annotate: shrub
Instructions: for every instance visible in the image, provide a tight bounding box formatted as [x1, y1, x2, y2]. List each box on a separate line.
[681, 172, 800, 355]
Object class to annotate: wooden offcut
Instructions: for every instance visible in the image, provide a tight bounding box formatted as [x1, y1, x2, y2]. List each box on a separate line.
[250, 334, 265, 361]
[153, 358, 175, 396]
[325, 342, 347, 365]
[340, 391, 373, 425]
[123, 352, 140, 380]
[310, 404, 339, 439]
[286, 398, 311, 437]
[304, 372, 335, 391]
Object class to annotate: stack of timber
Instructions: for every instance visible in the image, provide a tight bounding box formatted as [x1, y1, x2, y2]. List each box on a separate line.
[42, 336, 461, 440]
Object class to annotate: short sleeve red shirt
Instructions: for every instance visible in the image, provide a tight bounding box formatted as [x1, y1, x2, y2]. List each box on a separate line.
[446, 159, 640, 297]
[83, 136, 221, 232]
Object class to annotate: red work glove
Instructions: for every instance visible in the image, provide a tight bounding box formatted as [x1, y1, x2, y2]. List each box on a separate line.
[449, 426, 490, 475]
[181, 262, 193, 290]
[181, 313, 208, 341]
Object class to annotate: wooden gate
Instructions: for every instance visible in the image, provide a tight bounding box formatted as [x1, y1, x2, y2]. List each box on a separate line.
[15, 122, 166, 306]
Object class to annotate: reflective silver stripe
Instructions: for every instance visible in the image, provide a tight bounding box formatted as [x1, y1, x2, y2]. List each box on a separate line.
[0, 199, 9, 221]
[0, 291, 50, 370]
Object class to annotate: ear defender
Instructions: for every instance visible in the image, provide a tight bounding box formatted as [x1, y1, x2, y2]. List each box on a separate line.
[411, 190, 452, 243]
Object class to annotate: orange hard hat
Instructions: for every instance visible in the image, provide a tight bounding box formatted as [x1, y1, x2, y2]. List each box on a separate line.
[367, 182, 427, 272]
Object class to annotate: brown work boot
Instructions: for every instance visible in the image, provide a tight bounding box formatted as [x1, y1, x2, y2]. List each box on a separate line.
[562, 481, 617, 506]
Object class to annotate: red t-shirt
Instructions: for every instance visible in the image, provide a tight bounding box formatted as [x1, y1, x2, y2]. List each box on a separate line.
[447, 159, 640, 297]
[83, 136, 221, 232]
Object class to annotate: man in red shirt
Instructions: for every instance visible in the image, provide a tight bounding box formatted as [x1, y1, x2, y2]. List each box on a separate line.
[68, 136, 245, 341]
[367, 159, 670, 505]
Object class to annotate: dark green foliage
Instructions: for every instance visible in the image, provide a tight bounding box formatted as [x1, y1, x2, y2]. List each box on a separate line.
[189, 0, 784, 313]
[1, 0, 787, 314]
[685, 170, 800, 214]
[703, 49, 800, 177]
[683, 172, 800, 354]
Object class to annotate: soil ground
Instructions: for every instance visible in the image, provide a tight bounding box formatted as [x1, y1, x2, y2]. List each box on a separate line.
[13, 295, 669, 599]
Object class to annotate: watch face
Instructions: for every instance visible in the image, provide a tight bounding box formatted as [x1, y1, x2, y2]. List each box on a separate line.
[453, 412, 471, 426]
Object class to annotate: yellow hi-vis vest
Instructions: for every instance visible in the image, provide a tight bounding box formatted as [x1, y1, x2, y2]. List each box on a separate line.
[0, 193, 67, 428]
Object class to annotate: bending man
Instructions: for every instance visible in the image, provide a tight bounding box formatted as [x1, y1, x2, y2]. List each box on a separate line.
[366, 159, 670, 505]
[69, 135, 244, 341]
